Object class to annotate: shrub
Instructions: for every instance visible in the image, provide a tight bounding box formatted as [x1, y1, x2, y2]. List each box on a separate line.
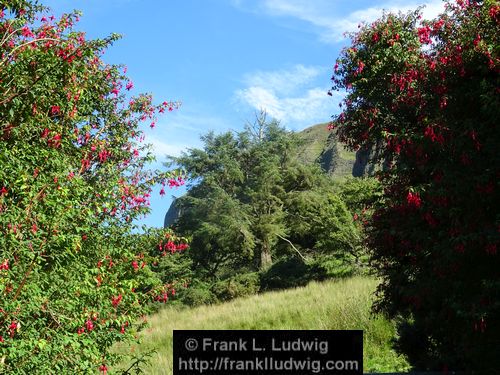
[178, 280, 216, 307]
[212, 272, 260, 301]
[260, 257, 312, 291]
[330, 1, 499, 371]
[0, 2, 185, 372]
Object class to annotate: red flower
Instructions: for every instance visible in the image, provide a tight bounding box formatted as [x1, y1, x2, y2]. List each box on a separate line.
[51, 105, 60, 115]
[406, 191, 422, 208]
[85, 319, 94, 331]
[490, 5, 500, 20]
[485, 244, 497, 255]
[99, 364, 108, 374]
[9, 321, 19, 337]
[423, 212, 438, 227]
[111, 294, 123, 307]
[0, 186, 7, 195]
[132, 260, 139, 270]
[417, 26, 431, 44]
[0, 259, 9, 270]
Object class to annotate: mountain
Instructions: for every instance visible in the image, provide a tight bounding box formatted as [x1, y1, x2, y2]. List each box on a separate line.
[296, 123, 356, 178]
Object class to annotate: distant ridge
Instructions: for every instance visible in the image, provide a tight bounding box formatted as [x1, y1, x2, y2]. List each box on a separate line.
[296, 123, 355, 177]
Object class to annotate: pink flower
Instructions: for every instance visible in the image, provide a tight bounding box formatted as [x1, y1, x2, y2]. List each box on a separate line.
[21, 26, 34, 38]
[85, 319, 94, 331]
[356, 61, 365, 75]
[126, 81, 133, 90]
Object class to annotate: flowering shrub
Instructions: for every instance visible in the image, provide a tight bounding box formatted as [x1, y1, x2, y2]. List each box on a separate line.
[330, 0, 499, 371]
[0, 1, 187, 373]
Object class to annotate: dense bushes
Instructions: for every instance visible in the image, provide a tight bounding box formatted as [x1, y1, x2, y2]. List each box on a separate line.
[330, 0, 499, 371]
[0, 2, 185, 372]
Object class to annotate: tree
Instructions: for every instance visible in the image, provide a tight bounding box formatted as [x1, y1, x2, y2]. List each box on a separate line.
[330, 0, 499, 371]
[0, 2, 186, 372]
[169, 118, 364, 284]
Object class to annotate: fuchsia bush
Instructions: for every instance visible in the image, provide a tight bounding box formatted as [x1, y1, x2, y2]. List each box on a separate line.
[330, 0, 499, 371]
[0, 1, 187, 372]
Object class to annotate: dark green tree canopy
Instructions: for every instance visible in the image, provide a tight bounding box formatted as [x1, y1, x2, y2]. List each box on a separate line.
[166, 117, 364, 279]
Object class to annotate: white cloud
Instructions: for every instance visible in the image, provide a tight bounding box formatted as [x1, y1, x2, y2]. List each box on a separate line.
[232, 0, 445, 43]
[142, 109, 231, 160]
[235, 64, 339, 128]
[242, 64, 322, 95]
[148, 138, 189, 158]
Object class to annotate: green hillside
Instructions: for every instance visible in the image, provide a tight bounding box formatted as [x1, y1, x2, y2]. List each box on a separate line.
[296, 123, 356, 178]
[113, 277, 410, 374]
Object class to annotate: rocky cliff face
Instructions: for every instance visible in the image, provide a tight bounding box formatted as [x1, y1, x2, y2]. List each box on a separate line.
[163, 197, 182, 228]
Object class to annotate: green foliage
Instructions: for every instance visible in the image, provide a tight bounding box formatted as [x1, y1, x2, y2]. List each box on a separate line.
[259, 257, 312, 290]
[178, 280, 216, 307]
[168, 115, 367, 298]
[0, 2, 184, 373]
[212, 272, 260, 301]
[330, 1, 500, 371]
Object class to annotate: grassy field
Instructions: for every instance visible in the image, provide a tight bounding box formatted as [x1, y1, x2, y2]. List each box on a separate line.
[113, 277, 409, 374]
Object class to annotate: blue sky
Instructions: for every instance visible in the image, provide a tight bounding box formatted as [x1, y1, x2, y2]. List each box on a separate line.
[45, 0, 445, 228]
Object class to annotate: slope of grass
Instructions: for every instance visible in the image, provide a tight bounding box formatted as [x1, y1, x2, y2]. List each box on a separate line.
[296, 123, 332, 164]
[296, 123, 356, 177]
[113, 277, 409, 374]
